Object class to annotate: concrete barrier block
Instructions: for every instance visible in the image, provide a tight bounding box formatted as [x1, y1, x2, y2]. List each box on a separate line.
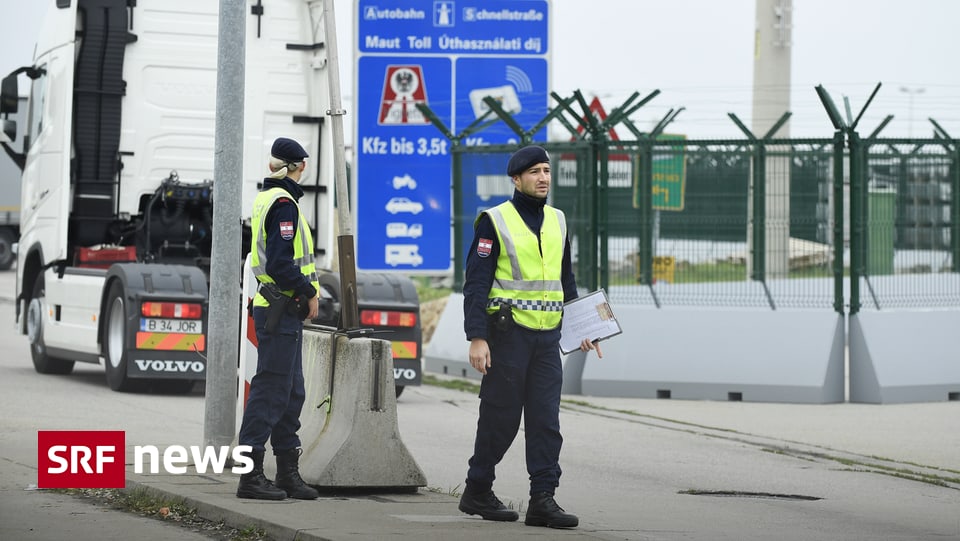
[423, 294, 475, 380]
[849, 311, 960, 404]
[580, 307, 846, 404]
[425, 296, 845, 403]
[295, 330, 426, 489]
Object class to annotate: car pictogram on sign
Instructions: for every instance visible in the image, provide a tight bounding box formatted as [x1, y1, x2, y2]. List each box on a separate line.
[385, 197, 424, 215]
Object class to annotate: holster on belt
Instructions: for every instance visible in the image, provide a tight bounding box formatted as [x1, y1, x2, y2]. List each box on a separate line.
[490, 302, 513, 332]
[259, 283, 292, 334]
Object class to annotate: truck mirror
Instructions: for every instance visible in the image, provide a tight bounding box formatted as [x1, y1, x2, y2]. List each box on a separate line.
[1, 119, 15, 142]
[0, 75, 18, 114]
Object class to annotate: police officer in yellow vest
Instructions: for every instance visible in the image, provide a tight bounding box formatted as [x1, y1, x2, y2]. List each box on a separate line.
[459, 145, 601, 528]
[237, 137, 320, 501]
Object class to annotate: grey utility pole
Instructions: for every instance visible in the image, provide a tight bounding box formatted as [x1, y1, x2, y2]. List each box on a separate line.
[751, 0, 792, 133]
[750, 0, 793, 278]
[204, 0, 245, 450]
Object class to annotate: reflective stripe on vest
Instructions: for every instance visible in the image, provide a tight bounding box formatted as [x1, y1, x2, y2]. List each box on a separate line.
[480, 200, 566, 330]
[250, 187, 320, 307]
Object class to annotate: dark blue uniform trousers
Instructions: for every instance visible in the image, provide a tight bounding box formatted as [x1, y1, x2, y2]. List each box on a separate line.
[466, 324, 564, 496]
[238, 307, 306, 453]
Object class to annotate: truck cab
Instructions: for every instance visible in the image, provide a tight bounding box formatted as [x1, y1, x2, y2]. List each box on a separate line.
[0, 0, 338, 392]
[2, 0, 424, 396]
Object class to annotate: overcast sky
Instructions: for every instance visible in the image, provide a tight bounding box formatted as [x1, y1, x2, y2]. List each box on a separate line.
[3, 0, 958, 139]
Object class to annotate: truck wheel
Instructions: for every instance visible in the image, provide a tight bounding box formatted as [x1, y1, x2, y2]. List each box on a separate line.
[0, 229, 15, 271]
[103, 281, 134, 392]
[395, 385, 404, 398]
[27, 275, 75, 375]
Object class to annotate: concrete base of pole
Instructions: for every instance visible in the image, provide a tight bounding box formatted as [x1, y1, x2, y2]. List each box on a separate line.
[273, 330, 426, 490]
[239, 261, 424, 487]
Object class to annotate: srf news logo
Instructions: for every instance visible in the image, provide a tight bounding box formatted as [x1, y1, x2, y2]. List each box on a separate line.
[38, 430, 253, 489]
[38, 431, 125, 489]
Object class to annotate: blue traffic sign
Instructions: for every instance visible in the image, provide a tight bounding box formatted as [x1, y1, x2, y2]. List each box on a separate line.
[355, 0, 550, 272]
[356, 56, 453, 271]
[454, 57, 548, 146]
[454, 57, 548, 262]
[359, 1, 548, 55]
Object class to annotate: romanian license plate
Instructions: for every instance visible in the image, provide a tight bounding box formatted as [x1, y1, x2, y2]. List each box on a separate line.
[139, 318, 203, 334]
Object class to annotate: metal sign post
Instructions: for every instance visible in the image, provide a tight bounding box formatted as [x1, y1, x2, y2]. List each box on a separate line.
[322, 0, 358, 329]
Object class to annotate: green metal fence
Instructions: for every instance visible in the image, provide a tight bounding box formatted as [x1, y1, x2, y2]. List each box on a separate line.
[421, 87, 960, 313]
[853, 137, 960, 310]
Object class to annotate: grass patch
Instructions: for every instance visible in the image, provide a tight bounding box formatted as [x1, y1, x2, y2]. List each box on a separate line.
[53, 487, 269, 541]
[423, 373, 479, 394]
[761, 450, 960, 488]
[608, 260, 844, 285]
[412, 276, 453, 303]
[117, 487, 195, 517]
[54, 487, 196, 520]
[829, 456, 959, 487]
[424, 483, 463, 497]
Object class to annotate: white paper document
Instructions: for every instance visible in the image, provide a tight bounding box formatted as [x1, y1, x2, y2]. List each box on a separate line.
[559, 289, 622, 354]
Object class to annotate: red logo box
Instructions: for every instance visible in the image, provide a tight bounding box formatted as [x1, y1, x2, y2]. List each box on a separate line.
[38, 431, 126, 489]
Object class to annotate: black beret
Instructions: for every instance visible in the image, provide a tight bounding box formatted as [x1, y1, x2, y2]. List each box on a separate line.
[507, 145, 549, 177]
[271, 137, 309, 162]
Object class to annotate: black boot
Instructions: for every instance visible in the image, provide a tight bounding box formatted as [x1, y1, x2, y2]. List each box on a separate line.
[275, 448, 319, 500]
[458, 489, 519, 521]
[236, 450, 287, 500]
[524, 492, 578, 528]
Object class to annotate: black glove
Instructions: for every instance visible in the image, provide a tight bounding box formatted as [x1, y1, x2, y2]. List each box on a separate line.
[287, 294, 311, 320]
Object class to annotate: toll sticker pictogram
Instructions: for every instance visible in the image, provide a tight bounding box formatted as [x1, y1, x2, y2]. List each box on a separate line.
[378, 65, 430, 125]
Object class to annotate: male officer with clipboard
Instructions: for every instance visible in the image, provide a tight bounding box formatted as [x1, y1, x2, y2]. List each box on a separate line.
[459, 145, 601, 529]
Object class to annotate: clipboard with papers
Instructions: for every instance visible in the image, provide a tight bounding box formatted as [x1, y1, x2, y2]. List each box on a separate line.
[559, 289, 622, 355]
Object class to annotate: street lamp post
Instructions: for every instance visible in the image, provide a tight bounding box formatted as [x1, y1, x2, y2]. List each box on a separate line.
[900, 86, 925, 138]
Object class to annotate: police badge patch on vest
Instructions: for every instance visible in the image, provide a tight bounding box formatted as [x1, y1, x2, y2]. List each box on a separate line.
[280, 221, 295, 240]
[477, 238, 493, 258]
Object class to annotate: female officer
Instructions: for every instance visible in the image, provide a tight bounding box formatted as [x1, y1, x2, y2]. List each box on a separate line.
[237, 137, 320, 501]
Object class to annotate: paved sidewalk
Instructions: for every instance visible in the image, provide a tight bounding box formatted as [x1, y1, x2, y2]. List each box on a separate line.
[127, 472, 547, 541]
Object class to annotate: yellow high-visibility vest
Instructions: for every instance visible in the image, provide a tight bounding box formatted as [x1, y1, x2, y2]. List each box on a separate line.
[250, 187, 319, 307]
[479, 200, 566, 330]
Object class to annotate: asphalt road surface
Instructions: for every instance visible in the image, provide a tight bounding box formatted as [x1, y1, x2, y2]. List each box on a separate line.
[1, 268, 958, 540]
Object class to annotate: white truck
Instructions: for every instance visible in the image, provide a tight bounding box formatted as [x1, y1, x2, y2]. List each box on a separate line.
[0, 0, 340, 392]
